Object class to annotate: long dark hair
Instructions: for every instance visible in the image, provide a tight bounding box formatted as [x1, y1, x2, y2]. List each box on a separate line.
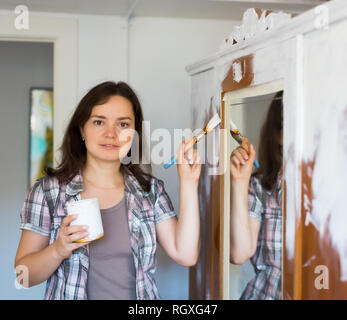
[45, 81, 153, 192]
[254, 91, 283, 192]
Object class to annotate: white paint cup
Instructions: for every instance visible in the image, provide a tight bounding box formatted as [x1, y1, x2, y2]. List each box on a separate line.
[66, 198, 104, 243]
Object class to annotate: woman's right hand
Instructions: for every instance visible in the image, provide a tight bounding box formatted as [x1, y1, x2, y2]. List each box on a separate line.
[230, 138, 257, 182]
[53, 215, 90, 260]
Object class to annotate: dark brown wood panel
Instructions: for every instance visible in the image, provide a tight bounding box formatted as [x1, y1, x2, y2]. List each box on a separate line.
[189, 102, 221, 300]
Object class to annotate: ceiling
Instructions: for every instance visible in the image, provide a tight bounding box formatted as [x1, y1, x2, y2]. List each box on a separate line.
[0, 0, 326, 20]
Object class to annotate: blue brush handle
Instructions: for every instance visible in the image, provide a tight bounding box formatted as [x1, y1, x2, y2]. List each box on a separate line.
[164, 154, 259, 169]
[164, 156, 176, 169]
[254, 158, 260, 169]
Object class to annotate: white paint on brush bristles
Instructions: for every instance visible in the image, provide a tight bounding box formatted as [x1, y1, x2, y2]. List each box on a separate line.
[206, 113, 221, 132]
[230, 118, 238, 132]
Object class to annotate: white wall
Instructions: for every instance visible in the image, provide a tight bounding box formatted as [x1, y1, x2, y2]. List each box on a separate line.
[77, 15, 127, 100]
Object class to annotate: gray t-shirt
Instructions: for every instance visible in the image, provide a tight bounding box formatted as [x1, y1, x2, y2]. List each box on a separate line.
[87, 197, 137, 300]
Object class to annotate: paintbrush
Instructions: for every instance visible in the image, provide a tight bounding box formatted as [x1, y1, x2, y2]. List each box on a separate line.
[230, 118, 260, 169]
[164, 113, 221, 169]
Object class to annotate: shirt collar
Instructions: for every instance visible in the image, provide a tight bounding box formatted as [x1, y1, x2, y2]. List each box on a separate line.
[262, 173, 282, 196]
[123, 165, 150, 199]
[66, 171, 84, 196]
[276, 172, 283, 191]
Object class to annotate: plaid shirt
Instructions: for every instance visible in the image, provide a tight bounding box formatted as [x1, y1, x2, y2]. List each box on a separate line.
[240, 174, 282, 300]
[20, 167, 177, 300]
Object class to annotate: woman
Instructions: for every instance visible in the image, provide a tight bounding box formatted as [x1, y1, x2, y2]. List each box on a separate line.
[15, 81, 201, 300]
[229, 91, 283, 300]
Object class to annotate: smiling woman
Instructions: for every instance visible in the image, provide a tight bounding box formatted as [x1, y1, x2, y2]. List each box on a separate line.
[80, 95, 136, 164]
[14, 81, 202, 300]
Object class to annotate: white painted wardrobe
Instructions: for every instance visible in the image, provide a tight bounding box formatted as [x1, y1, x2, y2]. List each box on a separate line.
[186, 0, 347, 299]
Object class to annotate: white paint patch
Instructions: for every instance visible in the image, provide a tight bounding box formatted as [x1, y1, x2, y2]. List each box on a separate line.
[232, 61, 242, 83]
[303, 20, 347, 281]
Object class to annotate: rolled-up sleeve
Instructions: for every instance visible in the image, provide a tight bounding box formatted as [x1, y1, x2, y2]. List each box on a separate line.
[20, 179, 51, 237]
[153, 179, 177, 225]
[248, 176, 263, 223]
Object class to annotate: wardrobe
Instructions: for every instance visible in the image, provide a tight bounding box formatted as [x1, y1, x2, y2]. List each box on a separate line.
[186, 0, 347, 299]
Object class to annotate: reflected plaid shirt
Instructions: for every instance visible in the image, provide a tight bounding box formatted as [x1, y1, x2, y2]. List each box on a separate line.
[20, 167, 177, 300]
[240, 174, 282, 300]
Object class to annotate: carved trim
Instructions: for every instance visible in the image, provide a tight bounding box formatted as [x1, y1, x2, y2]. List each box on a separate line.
[220, 8, 294, 49]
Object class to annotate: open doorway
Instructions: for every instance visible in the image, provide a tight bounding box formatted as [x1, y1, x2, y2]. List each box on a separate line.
[0, 40, 53, 299]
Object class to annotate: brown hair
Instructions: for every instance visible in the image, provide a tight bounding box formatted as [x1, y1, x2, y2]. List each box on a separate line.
[254, 91, 283, 192]
[44, 81, 153, 192]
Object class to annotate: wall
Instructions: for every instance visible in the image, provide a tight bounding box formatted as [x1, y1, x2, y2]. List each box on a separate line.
[77, 15, 127, 101]
[0, 41, 53, 299]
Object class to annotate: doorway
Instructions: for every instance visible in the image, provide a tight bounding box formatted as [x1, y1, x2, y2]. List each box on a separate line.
[0, 40, 53, 299]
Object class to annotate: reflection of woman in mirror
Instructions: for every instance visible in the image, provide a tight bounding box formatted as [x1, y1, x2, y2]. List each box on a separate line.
[229, 91, 283, 300]
[14, 81, 201, 300]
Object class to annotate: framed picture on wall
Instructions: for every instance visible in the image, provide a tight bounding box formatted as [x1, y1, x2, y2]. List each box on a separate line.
[29, 87, 54, 188]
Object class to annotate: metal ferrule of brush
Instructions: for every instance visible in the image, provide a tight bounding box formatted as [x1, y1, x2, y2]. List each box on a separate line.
[195, 129, 208, 142]
[230, 130, 244, 145]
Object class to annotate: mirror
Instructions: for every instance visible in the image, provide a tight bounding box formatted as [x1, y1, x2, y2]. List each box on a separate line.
[227, 90, 283, 300]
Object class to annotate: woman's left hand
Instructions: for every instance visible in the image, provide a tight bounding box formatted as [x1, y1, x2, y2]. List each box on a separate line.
[176, 138, 202, 183]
